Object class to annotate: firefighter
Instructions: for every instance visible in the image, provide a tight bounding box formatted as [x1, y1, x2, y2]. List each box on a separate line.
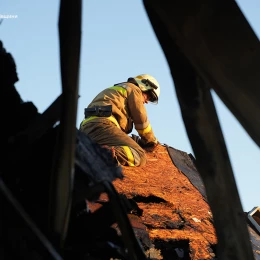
[79, 74, 160, 166]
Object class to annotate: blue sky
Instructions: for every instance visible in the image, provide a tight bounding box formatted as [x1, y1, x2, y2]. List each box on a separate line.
[1, 0, 259, 212]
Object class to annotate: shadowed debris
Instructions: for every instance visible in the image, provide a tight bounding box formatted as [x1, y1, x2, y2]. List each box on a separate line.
[133, 195, 167, 204]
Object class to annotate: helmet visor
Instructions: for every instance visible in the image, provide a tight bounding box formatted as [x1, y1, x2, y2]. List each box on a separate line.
[146, 90, 158, 104]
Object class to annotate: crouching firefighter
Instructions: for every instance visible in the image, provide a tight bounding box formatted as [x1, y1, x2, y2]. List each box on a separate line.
[79, 74, 160, 167]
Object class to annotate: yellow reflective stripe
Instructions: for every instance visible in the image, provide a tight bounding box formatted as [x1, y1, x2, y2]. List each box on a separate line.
[136, 123, 152, 135]
[122, 146, 135, 166]
[109, 86, 127, 97]
[80, 115, 120, 128]
[108, 116, 120, 128]
[80, 116, 99, 127]
[135, 120, 150, 130]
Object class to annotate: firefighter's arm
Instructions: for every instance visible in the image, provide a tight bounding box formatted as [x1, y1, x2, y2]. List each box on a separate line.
[127, 87, 158, 146]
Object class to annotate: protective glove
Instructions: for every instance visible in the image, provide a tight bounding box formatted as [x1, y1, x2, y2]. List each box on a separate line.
[140, 139, 158, 150]
[141, 141, 158, 148]
[131, 134, 141, 144]
[131, 134, 158, 150]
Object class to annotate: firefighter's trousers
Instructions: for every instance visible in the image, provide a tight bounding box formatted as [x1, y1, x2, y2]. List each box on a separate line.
[80, 118, 146, 166]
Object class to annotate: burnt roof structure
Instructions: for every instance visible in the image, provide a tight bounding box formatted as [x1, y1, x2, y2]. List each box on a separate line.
[113, 144, 260, 259]
[1, 0, 260, 259]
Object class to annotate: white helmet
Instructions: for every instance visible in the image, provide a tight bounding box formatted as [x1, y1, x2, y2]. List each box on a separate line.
[134, 74, 160, 104]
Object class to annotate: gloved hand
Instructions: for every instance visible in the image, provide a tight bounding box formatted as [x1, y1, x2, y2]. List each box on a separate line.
[131, 134, 158, 151]
[141, 141, 158, 149]
[131, 134, 141, 144]
[140, 139, 158, 150]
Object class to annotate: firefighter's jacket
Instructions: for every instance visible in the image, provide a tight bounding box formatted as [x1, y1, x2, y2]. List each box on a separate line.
[84, 82, 157, 144]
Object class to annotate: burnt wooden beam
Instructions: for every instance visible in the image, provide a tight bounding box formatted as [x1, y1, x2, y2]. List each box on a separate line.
[48, 0, 82, 248]
[176, 73, 254, 260]
[143, 1, 256, 259]
[144, 0, 260, 147]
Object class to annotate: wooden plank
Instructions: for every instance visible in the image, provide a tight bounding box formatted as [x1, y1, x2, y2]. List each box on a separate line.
[48, 0, 82, 247]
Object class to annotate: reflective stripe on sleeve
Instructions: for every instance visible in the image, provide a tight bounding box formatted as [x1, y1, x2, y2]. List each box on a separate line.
[135, 120, 150, 130]
[136, 123, 152, 135]
[109, 86, 127, 97]
[121, 146, 135, 166]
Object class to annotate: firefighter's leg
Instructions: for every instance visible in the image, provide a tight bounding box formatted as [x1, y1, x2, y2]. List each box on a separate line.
[111, 145, 145, 166]
[80, 119, 146, 166]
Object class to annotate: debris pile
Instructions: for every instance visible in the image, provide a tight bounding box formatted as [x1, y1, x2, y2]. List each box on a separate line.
[113, 144, 217, 259]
